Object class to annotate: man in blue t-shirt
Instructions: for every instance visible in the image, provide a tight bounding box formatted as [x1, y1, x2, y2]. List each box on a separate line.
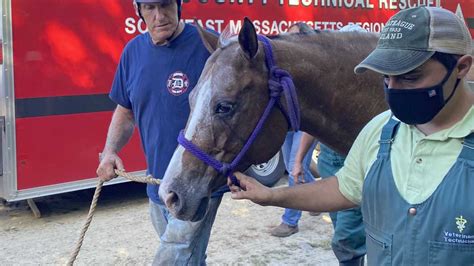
[96, 0, 221, 264]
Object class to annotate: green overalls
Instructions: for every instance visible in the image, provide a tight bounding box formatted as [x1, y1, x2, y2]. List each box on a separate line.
[362, 118, 474, 265]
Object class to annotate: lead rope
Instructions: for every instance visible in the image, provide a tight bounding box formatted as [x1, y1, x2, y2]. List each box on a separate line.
[67, 169, 160, 266]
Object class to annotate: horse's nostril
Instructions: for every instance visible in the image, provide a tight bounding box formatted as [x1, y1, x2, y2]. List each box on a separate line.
[164, 191, 180, 210]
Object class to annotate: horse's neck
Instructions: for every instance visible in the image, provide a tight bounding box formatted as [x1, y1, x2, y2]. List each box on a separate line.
[273, 34, 386, 155]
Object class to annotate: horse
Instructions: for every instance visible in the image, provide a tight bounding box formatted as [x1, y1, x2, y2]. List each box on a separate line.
[159, 18, 387, 221]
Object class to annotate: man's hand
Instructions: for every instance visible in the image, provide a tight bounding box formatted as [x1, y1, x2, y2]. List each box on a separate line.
[228, 172, 273, 206]
[291, 161, 305, 184]
[96, 152, 125, 182]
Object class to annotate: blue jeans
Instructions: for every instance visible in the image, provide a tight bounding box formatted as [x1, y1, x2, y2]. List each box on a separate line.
[150, 196, 222, 265]
[318, 144, 366, 266]
[281, 131, 316, 227]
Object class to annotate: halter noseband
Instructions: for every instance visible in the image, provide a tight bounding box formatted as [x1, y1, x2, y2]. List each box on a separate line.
[178, 35, 300, 186]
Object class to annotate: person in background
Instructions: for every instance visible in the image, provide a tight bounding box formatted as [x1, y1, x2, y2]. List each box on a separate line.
[268, 22, 319, 238]
[294, 134, 366, 265]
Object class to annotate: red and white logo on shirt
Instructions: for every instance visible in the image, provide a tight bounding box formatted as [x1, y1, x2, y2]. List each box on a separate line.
[167, 71, 189, 96]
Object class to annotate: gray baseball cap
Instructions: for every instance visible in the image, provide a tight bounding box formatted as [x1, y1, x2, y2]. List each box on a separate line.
[355, 7, 472, 75]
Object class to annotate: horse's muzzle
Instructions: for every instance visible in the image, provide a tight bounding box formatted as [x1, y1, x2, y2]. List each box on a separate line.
[161, 188, 209, 222]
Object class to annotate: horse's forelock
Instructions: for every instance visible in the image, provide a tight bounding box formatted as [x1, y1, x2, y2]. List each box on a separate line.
[218, 34, 239, 49]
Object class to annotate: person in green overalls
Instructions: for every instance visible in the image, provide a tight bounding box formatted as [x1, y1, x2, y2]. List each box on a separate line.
[229, 6, 474, 265]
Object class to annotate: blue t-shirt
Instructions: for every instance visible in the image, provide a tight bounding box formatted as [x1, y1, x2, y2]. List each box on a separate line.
[110, 24, 223, 203]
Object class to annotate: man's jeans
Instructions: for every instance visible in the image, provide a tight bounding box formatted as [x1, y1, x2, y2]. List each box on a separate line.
[281, 131, 316, 226]
[318, 144, 366, 266]
[150, 196, 222, 265]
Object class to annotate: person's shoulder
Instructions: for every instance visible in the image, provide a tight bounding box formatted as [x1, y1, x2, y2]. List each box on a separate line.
[180, 23, 197, 37]
[174, 24, 216, 57]
[181, 23, 219, 39]
[123, 33, 148, 52]
[172, 24, 197, 44]
[184, 23, 198, 32]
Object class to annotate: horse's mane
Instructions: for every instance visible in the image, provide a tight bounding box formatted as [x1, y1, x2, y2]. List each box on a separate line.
[267, 31, 380, 62]
[271, 30, 377, 42]
[219, 30, 378, 51]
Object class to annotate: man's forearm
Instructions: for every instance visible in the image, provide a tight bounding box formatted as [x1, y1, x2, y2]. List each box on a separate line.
[269, 176, 356, 212]
[294, 132, 315, 163]
[103, 106, 135, 154]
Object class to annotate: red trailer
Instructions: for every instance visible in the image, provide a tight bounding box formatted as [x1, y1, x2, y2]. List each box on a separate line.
[1, 0, 472, 203]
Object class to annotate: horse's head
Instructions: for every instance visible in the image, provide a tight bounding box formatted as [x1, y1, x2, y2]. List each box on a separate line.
[159, 18, 288, 221]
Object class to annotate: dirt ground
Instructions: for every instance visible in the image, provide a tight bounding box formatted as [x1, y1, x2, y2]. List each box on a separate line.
[0, 176, 338, 265]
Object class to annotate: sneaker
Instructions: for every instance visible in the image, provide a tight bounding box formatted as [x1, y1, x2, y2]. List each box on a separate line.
[270, 223, 299, 237]
[309, 212, 321, 216]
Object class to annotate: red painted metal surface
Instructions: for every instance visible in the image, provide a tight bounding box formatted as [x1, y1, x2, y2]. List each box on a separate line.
[16, 112, 145, 189]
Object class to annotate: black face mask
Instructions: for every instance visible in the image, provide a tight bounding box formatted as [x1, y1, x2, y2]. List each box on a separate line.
[384, 70, 461, 125]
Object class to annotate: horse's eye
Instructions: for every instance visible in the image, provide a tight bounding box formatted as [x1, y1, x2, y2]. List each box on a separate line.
[215, 102, 235, 115]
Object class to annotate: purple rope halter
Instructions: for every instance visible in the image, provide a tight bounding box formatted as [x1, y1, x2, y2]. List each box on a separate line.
[178, 35, 300, 186]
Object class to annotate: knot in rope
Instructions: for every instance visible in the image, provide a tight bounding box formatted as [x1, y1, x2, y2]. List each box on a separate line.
[270, 66, 291, 80]
[220, 163, 240, 186]
[268, 79, 283, 98]
[220, 163, 232, 177]
[269, 66, 300, 131]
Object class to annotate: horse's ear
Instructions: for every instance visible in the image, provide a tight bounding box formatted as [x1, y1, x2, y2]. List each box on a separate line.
[238, 17, 258, 59]
[195, 18, 218, 54]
